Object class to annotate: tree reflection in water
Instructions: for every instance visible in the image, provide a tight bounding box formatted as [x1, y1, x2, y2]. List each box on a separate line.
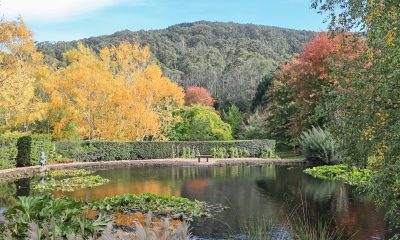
[0, 165, 387, 239]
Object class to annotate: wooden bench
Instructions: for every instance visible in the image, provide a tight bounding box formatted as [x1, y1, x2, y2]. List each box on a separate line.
[196, 155, 212, 163]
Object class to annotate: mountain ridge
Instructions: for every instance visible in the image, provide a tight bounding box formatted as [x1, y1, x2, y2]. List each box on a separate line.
[37, 21, 315, 110]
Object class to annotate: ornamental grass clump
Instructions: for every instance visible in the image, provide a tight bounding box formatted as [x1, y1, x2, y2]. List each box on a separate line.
[299, 126, 339, 164]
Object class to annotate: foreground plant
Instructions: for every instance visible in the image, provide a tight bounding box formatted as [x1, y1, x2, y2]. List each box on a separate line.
[241, 202, 350, 240]
[1, 194, 111, 239]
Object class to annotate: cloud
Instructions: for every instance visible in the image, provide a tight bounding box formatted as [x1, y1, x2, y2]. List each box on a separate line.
[1, 0, 144, 22]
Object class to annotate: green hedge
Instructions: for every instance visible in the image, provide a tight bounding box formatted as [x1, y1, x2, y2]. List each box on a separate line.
[0, 133, 22, 170]
[0, 133, 53, 169]
[16, 134, 53, 167]
[55, 139, 276, 162]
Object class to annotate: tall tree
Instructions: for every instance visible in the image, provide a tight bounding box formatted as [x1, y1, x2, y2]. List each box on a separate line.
[222, 105, 244, 139]
[265, 32, 366, 139]
[0, 18, 46, 131]
[251, 73, 275, 111]
[44, 43, 184, 140]
[312, 1, 400, 234]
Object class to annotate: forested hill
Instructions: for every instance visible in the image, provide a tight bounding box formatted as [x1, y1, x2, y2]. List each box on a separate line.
[37, 21, 314, 111]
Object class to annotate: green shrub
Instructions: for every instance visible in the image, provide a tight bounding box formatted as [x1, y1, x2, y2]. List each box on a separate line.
[169, 105, 233, 141]
[261, 148, 279, 159]
[299, 126, 339, 164]
[181, 147, 199, 158]
[55, 139, 275, 162]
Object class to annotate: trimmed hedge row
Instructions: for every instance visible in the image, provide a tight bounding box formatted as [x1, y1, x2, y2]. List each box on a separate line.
[0, 134, 53, 169]
[55, 140, 276, 162]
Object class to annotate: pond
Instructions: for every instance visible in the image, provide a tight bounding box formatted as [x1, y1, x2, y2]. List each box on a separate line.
[0, 165, 386, 239]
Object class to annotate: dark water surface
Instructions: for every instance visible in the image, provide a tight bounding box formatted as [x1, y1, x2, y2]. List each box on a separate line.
[0, 165, 386, 239]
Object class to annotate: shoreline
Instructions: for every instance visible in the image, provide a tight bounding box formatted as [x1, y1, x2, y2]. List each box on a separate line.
[0, 158, 306, 180]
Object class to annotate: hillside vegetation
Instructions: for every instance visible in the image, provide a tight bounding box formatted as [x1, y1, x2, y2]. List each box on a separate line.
[37, 21, 314, 110]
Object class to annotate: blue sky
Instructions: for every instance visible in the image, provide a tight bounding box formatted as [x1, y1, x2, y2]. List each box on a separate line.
[2, 0, 328, 42]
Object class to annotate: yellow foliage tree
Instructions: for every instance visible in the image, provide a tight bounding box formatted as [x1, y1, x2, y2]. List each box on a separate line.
[0, 18, 46, 131]
[44, 43, 184, 140]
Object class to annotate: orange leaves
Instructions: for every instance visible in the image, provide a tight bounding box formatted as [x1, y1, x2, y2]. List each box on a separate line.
[184, 86, 214, 107]
[274, 32, 368, 138]
[45, 42, 184, 140]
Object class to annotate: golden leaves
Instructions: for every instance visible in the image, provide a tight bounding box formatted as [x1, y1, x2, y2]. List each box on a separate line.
[0, 18, 46, 130]
[45, 42, 184, 140]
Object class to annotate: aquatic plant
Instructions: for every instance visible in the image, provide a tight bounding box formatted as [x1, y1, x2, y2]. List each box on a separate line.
[90, 193, 225, 222]
[304, 164, 372, 186]
[47, 169, 94, 178]
[34, 175, 109, 192]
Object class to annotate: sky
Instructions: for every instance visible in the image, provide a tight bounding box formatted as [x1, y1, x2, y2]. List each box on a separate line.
[1, 0, 328, 42]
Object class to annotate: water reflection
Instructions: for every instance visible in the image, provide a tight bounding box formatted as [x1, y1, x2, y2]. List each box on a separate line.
[0, 165, 387, 239]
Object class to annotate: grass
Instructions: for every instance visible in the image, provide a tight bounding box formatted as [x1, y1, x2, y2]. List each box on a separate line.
[277, 152, 305, 161]
[241, 201, 352, 240]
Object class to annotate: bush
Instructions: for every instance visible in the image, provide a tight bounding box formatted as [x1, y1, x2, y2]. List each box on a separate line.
[55, 139, 276, 162]
[169, 105, 233, 141]
[0, 133, 53, 169]
[299, 126, 339, 164]
[211, 147, 250, 158]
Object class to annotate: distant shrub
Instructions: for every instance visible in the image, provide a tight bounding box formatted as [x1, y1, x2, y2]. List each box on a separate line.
[299, 126, 339, 164]
[261, 148, 279, 159]
[211, 147, 250, 159]
[181, 147, 199, 158]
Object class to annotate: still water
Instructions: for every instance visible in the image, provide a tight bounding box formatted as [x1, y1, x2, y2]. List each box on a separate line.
[0, 165, 386, 239]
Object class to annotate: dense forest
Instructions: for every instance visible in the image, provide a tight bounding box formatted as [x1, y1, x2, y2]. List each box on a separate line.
[37, 21, 314, 111]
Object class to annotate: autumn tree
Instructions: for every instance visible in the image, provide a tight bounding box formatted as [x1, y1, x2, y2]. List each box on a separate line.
[312, 1, 400, 234]
[0, 18, 46, 131]
[184, 86, 214, 107]
[44, 43, 184, 140]
[265, 32, 366, 139]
